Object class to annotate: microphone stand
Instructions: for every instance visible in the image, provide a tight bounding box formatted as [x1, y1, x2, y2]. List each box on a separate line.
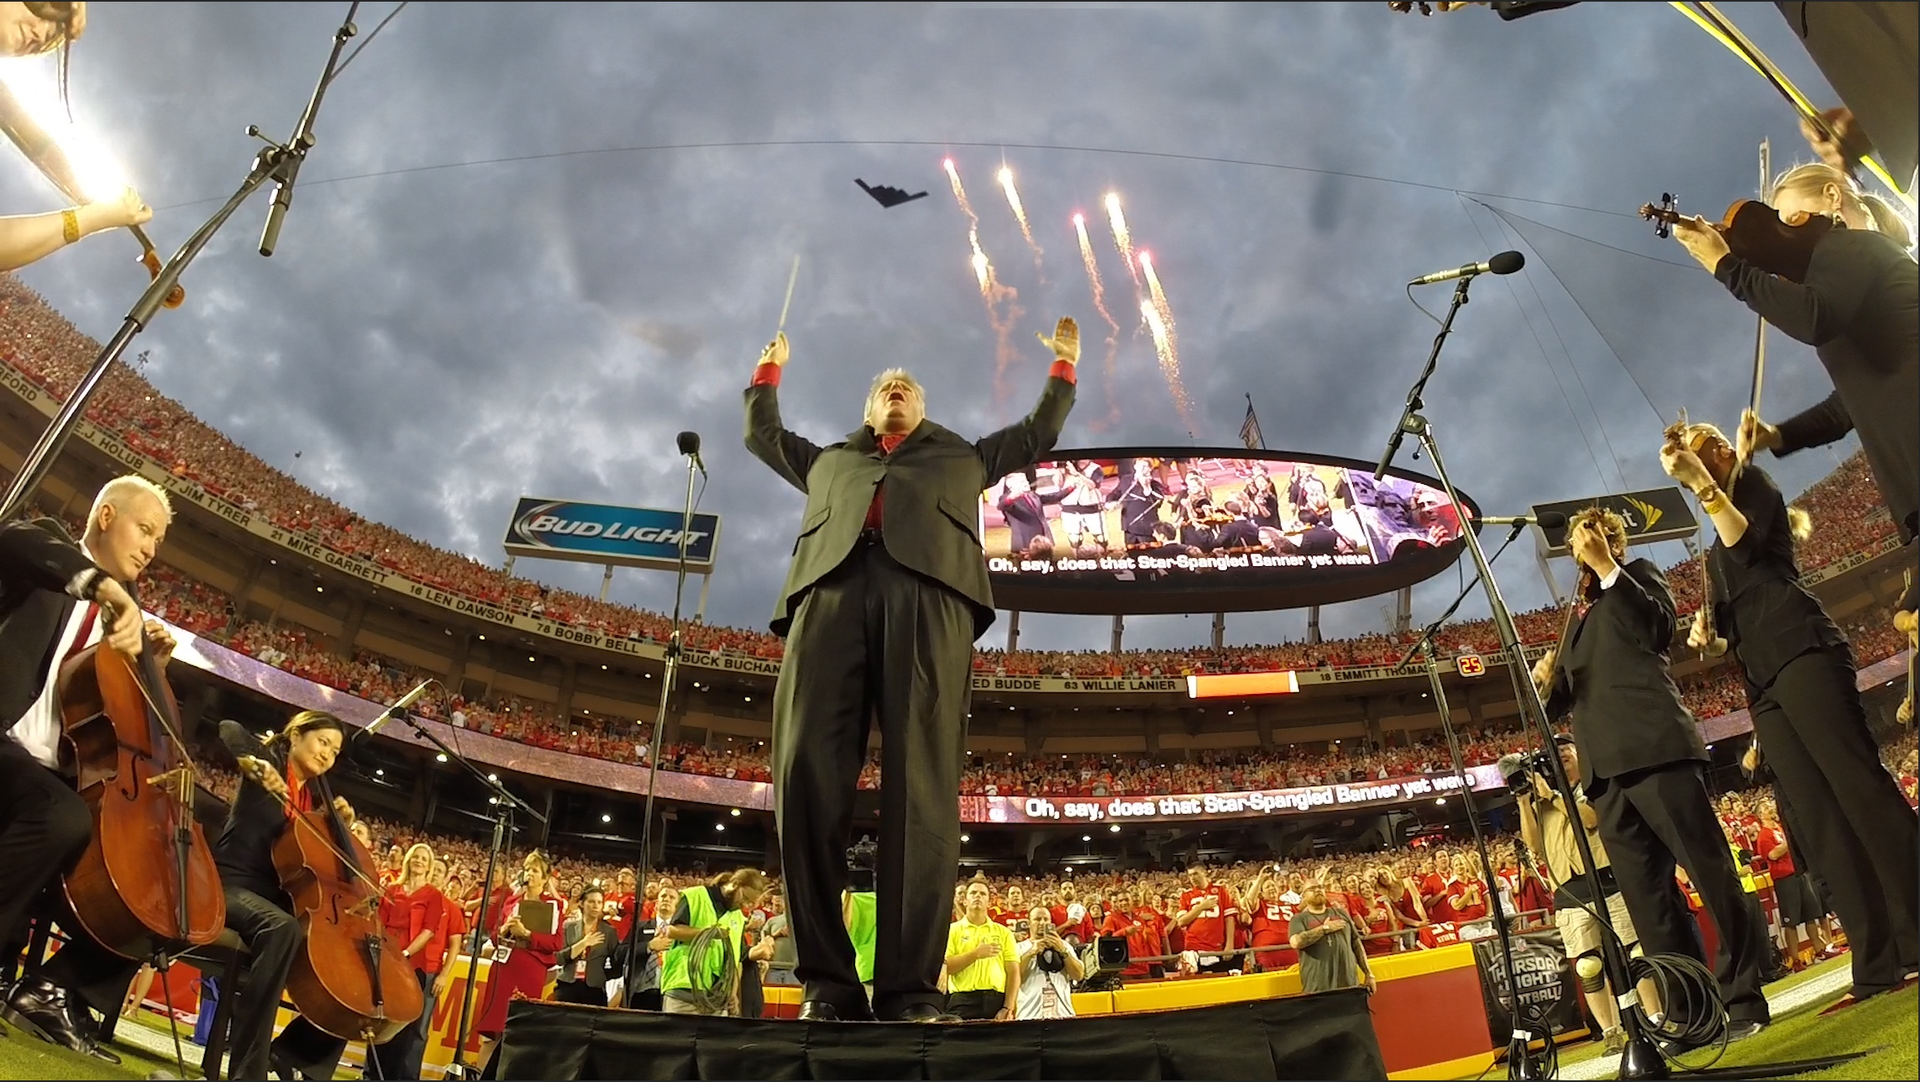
[1376, 276, 1666, 1081]
[0, 2, 362, 522]
[389, 709, 545, 1080]
[620, 447, 701, 987]
[1395, 523, 1551, 1080]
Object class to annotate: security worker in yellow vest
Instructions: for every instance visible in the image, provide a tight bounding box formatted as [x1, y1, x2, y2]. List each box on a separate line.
[944, 881, 1019, 1020]
[659, 869, 771, 1016]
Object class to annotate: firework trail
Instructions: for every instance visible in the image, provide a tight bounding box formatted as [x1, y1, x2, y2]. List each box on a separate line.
[1140, 299, 1195, 434]
[1073, 213, 1123, 426]
[945, 159, 1023, 401]
[1138, 250, 1178, 357]
[1104, 192, 1139, 287]
[998, 166, 1045, 274]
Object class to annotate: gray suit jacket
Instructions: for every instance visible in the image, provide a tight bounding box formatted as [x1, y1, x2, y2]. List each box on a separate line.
[557, 917, 615, 989]
[744, 372, 1075, 638]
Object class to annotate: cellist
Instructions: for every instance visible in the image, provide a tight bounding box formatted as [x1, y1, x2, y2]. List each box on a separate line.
[0, 476, 173, 1063]
[212, 710, 359, 1082]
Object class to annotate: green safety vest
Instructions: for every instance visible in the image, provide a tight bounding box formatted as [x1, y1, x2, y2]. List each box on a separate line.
[660, 887, 745, 995]
[848, 891, 877, 984]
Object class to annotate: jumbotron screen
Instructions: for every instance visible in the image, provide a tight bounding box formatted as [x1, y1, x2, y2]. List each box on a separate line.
[978, 448, 1477, 615]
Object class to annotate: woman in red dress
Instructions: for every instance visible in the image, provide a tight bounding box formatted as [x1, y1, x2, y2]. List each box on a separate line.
[474, 851, 565, 1074]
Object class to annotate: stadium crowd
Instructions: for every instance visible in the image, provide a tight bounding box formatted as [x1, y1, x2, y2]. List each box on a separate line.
[1, 275, 1903, 686]
[178, 725, 1915, 1019]
[117, 521, 1913, 797]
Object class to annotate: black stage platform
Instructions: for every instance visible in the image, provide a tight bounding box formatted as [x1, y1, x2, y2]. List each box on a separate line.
[496, 990, 1386, 1080]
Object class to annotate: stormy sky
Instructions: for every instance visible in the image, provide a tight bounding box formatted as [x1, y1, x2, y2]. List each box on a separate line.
[4, 2, 1871, 652]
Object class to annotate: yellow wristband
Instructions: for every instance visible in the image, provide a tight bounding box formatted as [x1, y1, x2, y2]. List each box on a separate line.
[61, 208, 80, 245]
[1699, 490, 1729, 516]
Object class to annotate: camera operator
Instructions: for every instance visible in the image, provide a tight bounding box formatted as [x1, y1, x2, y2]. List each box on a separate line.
[1512, 735, 1664, 1056]
[1014, 907, 1083, 1019]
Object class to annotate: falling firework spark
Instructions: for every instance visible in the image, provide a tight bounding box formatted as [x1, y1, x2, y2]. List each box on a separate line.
[945, 159, 1023, 401]
[998, 166, 1042, 262]
[1141, 299, 1195, 433]
[1104, 192, 1139, 286]
[1138, 250, 1178, 357]
[1073, 213, 1123, 426]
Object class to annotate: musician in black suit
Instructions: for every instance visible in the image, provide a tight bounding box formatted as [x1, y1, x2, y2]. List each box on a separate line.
[743, 318, 1077, 1023]
[0, 477, 173, 1063]
[1110, 458, 1170, 547]
[1675, 161, 1917, 618]
[994, 471, 1054, 557]
[1534, 508, 1771, 1039]
[1664, 423, 1919, 1004]
[213, 713, 359, 1082]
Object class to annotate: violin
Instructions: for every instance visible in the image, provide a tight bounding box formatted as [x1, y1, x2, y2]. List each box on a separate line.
[1639, 192, 1834, 284]
[238, 757, 423, 1043]
[58, 626, 225, 958]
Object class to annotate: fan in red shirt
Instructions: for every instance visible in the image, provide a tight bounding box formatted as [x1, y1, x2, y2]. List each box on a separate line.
[1246, 871, 1298, 971]
[1174, 866, 1239, 974]
[1099, 885, 1168, 978]
[373, 843, 446, 1079]
[605, 867, 637, 942]
[992, 885, 1027, 929]
[1419, 850, 1454, 923]
[1445, 855, 1490, 925]
[1051, 882, 1096, 945]
[1376, 864, 1428, 945]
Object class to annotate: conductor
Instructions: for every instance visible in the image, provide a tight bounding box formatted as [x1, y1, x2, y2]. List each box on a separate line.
[744, 318, 1079, 1022]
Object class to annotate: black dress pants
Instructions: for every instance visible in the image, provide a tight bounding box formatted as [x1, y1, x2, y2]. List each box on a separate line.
[1750, 647, 1920, 996]
[554, 980, 607, 1007]
[772, 540, 974, 1020]
[1594, 761, 1772, 1025]
[370, 967, 436, 1080]
[222, 887, 303, 1082]
[0, 740, 91, 960]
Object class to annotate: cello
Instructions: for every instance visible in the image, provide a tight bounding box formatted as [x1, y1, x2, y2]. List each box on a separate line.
[58, 624, 224, 959]
[235, 756, 423, 1043]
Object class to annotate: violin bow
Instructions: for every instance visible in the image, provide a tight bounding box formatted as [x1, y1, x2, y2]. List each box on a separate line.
[1744, 138, 1771, 466]
[1671, 1, 1913, 208]
[0, 82, 184, 308]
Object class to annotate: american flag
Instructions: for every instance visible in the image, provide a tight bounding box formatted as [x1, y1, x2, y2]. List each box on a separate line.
[1239, 396, 1265, 451]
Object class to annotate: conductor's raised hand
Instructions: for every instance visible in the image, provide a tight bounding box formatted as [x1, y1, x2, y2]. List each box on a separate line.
[759, 332, 789, 369]
[1037, 316, 1079, 364]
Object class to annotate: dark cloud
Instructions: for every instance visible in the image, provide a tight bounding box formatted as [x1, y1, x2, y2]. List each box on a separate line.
[4, 2, 1863, 650]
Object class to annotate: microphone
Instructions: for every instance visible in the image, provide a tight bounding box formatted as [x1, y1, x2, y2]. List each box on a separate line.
[676, 430, 705, 475]
[356, 678, 434, 741]
[1478, 511, 1567, 529]
[1408, 250, 1525, 287]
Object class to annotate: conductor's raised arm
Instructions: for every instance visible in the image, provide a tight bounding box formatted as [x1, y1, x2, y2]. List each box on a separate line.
[742, 332, 825, 493]
[975, 317, 1079, 483]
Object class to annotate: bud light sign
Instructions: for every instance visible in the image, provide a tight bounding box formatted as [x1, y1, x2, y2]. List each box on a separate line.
[503, 498, 720, 571]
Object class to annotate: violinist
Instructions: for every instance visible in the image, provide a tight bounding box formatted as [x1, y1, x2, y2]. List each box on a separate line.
[0, 476, 173, 1063]
[212, 711, 357, 1082]
[1660, 422, 1919, 1005]
[1670, 162, 1918, 620]
[1529, 508, 1772, 1043]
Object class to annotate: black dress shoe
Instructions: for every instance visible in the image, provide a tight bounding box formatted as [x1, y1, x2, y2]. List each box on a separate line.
[887, 1003, 961, 1024]
[797, 1000, 875, 1022]
[1, 977, 97, 1057]
[1724, 1018, 1767, 1043]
